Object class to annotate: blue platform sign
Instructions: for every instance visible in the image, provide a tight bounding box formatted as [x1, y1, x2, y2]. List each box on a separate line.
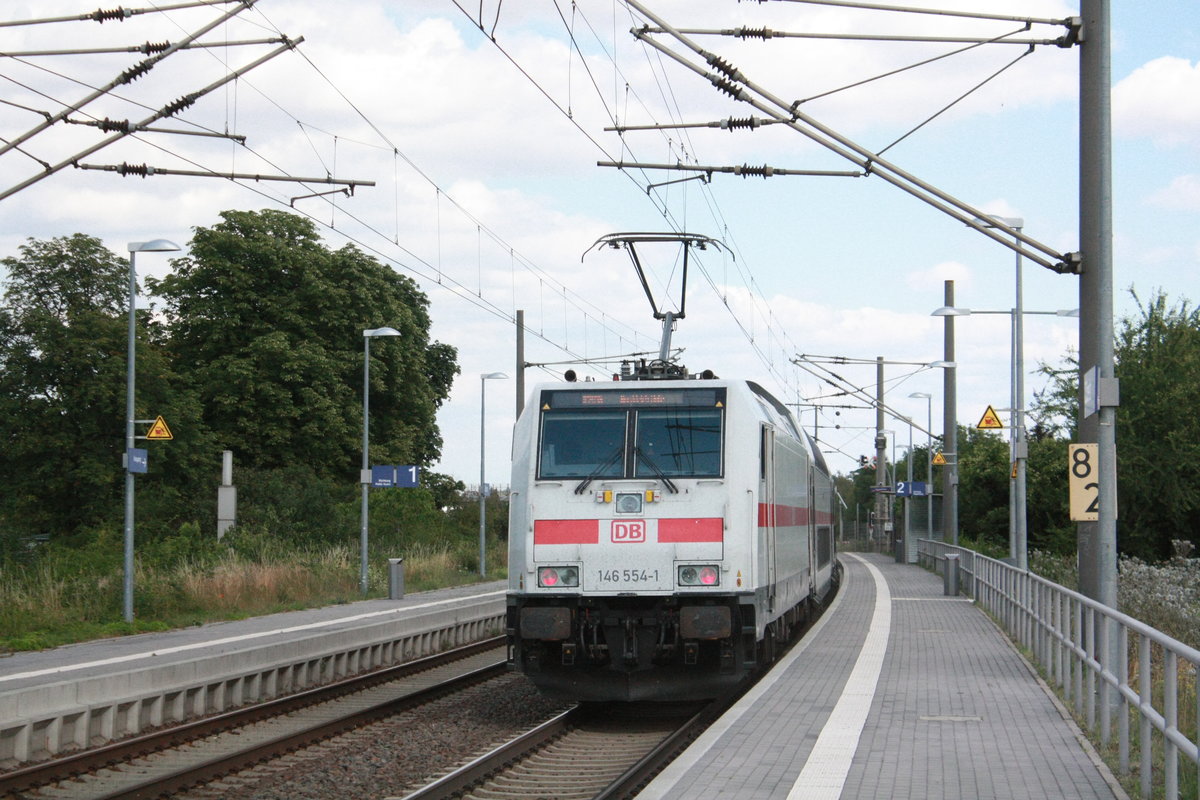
[371, 465, 421, 488]
[128, 448, 148, 474]
[895, 481, 928, 497]
[371, 465, 395, 487]
[396, 465, 420, 488]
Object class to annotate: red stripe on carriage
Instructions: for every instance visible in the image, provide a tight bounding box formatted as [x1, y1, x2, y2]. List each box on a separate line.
[657, 518, 724, 543]
[757, 504, 821, 526]
[534, 519, 599, 544]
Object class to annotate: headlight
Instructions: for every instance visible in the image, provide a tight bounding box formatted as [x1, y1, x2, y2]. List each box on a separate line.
[538, 566, 579, 588]
[615, 492, 643, 514]
[678, 565, 720, 587]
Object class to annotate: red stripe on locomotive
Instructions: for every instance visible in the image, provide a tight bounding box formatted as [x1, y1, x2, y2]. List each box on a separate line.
[534, 519, 600, 544]
[657, 517, 723, 542]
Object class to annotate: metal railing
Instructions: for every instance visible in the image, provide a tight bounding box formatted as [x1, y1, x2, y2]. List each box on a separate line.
[917, 539, 1200, 799]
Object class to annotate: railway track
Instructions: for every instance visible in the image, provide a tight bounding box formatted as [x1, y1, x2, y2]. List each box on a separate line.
[398, 565, 843, 800]
[0, 638, 508, 800]
[397, 700, 726, 800]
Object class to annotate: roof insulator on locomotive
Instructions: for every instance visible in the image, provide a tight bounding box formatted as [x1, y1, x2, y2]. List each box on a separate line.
[620, 360, 633, 380]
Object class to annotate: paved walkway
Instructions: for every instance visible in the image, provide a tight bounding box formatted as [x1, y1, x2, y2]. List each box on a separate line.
[637, 553, 1125, 800]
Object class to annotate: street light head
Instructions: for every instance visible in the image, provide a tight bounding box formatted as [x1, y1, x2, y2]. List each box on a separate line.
[973, 215, 1024, 230]
[128, 239, 181, 254]
[482, 371, 508, 380]
[908, 392, 931, 399]
[928, 360, 957, 369]
[931, 306, 971, 317]
[1056, 308, 1080, 317]
[364, 327, 402, 338]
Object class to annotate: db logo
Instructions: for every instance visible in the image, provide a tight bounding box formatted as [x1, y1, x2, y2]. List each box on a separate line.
[611, 520, 646, 543]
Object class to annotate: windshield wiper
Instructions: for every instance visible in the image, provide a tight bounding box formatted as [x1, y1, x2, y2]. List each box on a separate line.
[634, 446, 679, 494]
[574, 446, 625, 495]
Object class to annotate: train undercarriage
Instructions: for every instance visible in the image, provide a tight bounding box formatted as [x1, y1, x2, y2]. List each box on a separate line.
[507, 592, 814, 702]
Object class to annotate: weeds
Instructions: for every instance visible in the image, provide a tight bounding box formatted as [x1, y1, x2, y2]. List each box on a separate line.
[0, 534, 509, 652]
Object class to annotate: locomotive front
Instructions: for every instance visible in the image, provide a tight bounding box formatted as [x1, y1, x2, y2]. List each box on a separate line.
[506, 379, 761, 701]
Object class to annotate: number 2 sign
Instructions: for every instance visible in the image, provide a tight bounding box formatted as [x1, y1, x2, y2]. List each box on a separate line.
[1068, 443, 1100, 521]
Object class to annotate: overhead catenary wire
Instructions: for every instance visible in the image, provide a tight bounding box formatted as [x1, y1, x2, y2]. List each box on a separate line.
[0, 0, 258, 160]
[0, 0, 245, 30]
[0, 3, 706, 391]
[623, 0, 1079, 274]
[0, 2, 1025, 457]
[0, 35, 302, 202]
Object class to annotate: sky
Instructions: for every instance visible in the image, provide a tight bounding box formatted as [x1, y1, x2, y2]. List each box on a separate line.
[1, 0, 1198, 487]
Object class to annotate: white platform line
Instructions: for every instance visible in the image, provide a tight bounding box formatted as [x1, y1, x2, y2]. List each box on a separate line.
[0, 590, 506, 684]
[786, 553, 891, 800]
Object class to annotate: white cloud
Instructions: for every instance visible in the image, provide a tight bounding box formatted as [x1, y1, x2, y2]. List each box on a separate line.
[1114, 57, 1200, 148]
[1148, 174, 1200, 211]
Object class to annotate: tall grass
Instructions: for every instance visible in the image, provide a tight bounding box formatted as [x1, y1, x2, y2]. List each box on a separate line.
[0, 534, 509, 652]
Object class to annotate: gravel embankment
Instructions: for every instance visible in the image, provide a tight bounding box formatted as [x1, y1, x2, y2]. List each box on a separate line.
[179, 674, 570, 800]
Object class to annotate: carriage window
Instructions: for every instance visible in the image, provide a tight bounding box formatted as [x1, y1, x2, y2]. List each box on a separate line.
[538, 411, 627, 478]
[634, 409, 722, 478]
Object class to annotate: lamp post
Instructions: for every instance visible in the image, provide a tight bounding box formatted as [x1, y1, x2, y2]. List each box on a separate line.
[479, 372, 508, 577]
[124, 239, 181, 623]
[932, 305, 1077, 568]
[361, 327, 401, 596]
[909, 392, 933, 546]
[902, 418, 913, 562]
[939, 280, 959, 545]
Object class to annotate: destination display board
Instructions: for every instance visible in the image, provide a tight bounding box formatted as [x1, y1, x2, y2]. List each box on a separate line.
[542, 387, 724, 410]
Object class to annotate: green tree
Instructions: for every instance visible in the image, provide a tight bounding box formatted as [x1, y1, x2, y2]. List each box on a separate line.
[0, 235, 211, 549]
[1111, 291, 1200, 558]
[1030, 289, 1200, 559]
[955, 427, 1010, 549]
[149, 210, 459, 480]
[1024, 436, 1073, 553]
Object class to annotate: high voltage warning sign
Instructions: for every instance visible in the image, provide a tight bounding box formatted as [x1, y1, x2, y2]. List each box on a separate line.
[146, 416, 173, 440]
[976, 405, 1004, 430]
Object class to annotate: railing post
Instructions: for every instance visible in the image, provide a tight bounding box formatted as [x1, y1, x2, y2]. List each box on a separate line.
[1165, 651, 1178, 800]
[1080, 599, 1089, 719]
[1118, 625, 1129, 775]
[1140, 635, 1152, 799]
[1087, 607, 1097, 731]
[1100, 611, 1111, 747]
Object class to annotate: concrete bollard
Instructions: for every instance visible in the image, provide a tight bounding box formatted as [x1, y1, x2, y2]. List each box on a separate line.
[944, 553, 960, 596]
[388, 558, 405, 599]
[894, 534, 904, 563]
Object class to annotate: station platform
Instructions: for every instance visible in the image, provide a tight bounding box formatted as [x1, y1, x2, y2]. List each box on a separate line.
[637, 553, 1127, 800]
[0, 581, 505, 691]
[0, 581, 505, 766]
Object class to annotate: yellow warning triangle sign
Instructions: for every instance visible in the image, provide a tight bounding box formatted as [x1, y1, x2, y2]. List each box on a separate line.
[932, 451, 947, 466]
[146, 415, 173, 440]
[977, 405, 1004, 430]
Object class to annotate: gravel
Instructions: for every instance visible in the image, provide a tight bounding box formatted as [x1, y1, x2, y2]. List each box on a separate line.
[179, 674, 571, 800]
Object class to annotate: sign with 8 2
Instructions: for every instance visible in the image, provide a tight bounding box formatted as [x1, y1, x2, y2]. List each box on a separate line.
[1068, 443, 1099, 521]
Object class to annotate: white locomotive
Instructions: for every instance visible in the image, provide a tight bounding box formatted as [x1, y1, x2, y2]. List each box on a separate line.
[505, 364, 838, 700]
[506, 234, 839, 701]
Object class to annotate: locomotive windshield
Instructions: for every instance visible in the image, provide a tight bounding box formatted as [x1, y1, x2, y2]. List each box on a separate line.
[536, 388, 724, 480]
